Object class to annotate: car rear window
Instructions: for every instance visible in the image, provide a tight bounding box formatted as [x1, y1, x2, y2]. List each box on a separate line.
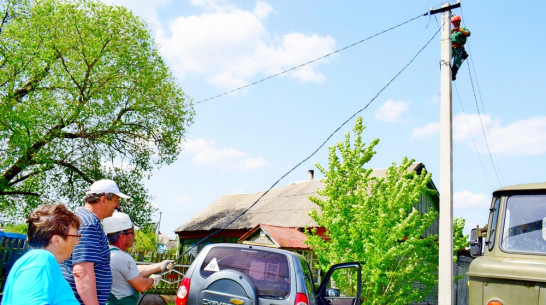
[200, 247, 290, 298]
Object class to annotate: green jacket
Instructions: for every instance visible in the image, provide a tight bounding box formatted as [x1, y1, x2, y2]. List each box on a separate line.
[451, 27, 470, 46]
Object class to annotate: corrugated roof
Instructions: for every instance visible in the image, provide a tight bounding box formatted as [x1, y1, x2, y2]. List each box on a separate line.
[239, 224, 309, 249]
[175, 179, 325, 232]
[175, 163, 429, 233]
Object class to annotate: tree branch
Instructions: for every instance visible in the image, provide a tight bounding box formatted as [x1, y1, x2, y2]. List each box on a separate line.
[1, 123, 66, 186]
[54, 160, 93, 183]
[0, 190, 40, 196]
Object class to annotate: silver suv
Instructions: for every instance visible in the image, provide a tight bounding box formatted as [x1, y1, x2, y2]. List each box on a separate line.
[175, 243, 361, 305]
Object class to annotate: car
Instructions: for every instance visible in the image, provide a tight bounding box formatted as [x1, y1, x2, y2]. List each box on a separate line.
[175, 243, 362, 305]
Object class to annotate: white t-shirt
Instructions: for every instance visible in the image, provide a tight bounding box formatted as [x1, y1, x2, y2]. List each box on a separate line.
[109, 246, 140, 299]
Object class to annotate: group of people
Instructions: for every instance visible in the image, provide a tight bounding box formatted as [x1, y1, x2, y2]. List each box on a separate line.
[1, 179, 175, 305]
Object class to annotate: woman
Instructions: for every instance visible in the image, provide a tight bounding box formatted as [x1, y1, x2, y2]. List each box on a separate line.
[1, 203, 81, 305]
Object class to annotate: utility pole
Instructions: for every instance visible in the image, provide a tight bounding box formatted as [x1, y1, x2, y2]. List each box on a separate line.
[429, 1, 460, 305]
[156, 211, 163, 244]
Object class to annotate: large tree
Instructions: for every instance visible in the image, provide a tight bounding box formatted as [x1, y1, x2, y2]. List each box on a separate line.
[306, 117, 465, 305]
[0, 0, 194, 225]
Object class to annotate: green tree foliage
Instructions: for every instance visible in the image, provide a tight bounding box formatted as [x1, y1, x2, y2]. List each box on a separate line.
[2, 222, 27, 234]
[306, 117, 466, 305]
[132, 227, 158, 254]
[0, 0, 194, 225]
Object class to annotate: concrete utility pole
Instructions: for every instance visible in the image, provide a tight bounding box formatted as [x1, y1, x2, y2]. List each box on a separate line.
[429, 2, 460, 305]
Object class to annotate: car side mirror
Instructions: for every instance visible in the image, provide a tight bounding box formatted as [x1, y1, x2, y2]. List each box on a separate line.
[326, 288, 340, 297]
[469, 228, 482, 257]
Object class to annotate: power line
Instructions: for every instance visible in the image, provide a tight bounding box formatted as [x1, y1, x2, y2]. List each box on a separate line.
[459, 5, 503, 186]
[195, 12, 429, 105]
[453, 83, 494, 189]
[175, 25, 441, 261]
[465, 60, 503, 187]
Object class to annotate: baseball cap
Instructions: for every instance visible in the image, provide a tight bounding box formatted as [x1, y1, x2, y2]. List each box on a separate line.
[86, 179, 130, 199]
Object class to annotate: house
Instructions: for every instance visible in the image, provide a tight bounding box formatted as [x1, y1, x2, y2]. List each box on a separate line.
[174, 163, 438, 259]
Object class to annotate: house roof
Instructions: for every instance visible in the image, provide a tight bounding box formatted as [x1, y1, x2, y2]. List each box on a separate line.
[175, 162, 431, 234]
[239, 224, 310, 250]
[175, 178, 325, 233]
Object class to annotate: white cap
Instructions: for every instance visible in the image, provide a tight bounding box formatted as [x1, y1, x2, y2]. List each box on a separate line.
[102, 212, 133, 234]
[86, 179, 130, 199]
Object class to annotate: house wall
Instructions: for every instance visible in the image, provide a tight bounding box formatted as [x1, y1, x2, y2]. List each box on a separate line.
[418, 192, 439, 237]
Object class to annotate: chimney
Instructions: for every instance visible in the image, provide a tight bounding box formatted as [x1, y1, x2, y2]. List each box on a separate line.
[308, 170, 314, 180]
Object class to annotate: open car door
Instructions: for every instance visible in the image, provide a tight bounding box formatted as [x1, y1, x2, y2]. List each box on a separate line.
[315, 262, 361, 305]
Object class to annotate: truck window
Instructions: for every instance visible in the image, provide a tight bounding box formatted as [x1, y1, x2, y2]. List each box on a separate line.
[488, 197, 500, 251]
[501, 194, 546, 254]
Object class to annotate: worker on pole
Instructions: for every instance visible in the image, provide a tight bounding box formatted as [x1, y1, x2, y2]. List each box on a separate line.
[451, 15, 470, 80]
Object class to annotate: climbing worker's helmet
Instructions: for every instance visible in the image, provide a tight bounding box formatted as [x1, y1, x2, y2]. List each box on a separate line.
[451, 15, 461, 24]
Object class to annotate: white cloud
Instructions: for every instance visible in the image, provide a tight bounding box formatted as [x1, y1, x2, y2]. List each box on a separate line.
[375, 100, 409, 122]
[411, 114, 546, 157]
[485, 116, 546, 156]
[155, 2, 335, 90]
[253, 1, 273, 19]
[453, 190, 490, 210]
[453, 190, 491, 235]
[181, 138, 269, 170]
[410, 122, 440, 140]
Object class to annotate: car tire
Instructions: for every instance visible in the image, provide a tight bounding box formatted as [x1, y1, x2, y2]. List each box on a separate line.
[198, 269, 258, 305]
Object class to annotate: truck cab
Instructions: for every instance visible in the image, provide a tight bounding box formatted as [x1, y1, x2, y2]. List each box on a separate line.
[467, 182, 546, 305]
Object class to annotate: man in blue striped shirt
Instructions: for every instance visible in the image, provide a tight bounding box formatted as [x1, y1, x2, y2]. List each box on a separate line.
[62, 179, 131, 305]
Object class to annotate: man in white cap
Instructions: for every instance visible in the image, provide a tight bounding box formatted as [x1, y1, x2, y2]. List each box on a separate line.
[61, 179, 131, 305]
[102, 212, 175, 305]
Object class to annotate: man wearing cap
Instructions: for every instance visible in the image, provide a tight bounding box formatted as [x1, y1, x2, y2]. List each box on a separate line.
[62, 179, 131, 305]
[103, 212, 175, 305]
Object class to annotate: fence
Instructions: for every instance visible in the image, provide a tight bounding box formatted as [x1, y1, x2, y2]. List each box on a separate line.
[130, 250, 194, 295]
[0, 233, 191, 297]
[0, 231, 29, 295]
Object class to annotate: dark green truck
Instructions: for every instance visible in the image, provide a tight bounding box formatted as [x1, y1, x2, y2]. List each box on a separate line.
[467, 182, 546, 305]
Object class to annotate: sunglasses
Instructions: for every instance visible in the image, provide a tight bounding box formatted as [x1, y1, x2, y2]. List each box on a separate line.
[122, 229, 135, 235]
[62, 234, 82, 241]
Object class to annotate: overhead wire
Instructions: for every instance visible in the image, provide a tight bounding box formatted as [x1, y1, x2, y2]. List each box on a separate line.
[459, 7, 504, 187]
[453, 82, 494, 189]
[174, 21, 442, 261]
[465, 60, 503, 187]
[195, 12, 429, 105]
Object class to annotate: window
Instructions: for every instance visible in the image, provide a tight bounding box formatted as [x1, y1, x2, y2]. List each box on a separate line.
[199, 247, 290, 298]
[299, 257, 316, 300]
[501, 194, 546, 254]
[488, 197, 500, 252]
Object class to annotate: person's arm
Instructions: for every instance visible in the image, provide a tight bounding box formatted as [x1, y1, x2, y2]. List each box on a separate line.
[128, 274, 156, 292]
[136, 260, 174, 277]
[136, 262, 162, 277]
[73, 262, 99, 305]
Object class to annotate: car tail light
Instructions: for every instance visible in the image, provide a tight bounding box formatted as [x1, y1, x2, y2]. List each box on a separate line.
[176, 277, 191, 305]
[487, 301, 502, 305]
[295, 292, 309, 305]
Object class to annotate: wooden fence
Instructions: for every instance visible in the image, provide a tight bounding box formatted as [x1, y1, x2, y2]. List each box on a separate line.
[130, 251, 194, 295]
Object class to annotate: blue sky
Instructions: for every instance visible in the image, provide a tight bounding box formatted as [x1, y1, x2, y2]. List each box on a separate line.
[103, 0, 546, 238]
